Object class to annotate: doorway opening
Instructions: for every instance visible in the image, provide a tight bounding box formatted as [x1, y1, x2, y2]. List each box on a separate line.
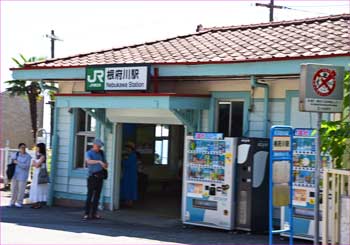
[217, 101, 244, 137]
[118, 123, 185, 218]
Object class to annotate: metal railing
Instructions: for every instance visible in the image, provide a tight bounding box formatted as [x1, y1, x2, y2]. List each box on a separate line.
[322, 168, 350, 245]
[0, 147, 36, 185]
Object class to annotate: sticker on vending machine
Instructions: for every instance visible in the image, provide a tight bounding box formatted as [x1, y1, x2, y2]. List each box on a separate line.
[225, 152, 232, 164]
[293, 188, 308, 206]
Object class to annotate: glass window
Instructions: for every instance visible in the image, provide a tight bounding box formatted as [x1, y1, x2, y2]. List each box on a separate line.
[154, 125, 169, 165]
[74, 109, 96, 168]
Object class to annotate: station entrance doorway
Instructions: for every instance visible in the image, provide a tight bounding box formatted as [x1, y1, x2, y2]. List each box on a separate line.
[115, 123, 185, 218]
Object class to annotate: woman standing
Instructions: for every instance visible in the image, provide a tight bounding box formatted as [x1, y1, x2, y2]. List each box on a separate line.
[9, 143, 32, 208]
[120, 142, 138, 207]
[29, 143, 48, 209]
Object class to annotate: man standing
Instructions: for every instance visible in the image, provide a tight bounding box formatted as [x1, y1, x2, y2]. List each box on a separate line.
[83, 139, 108, 220]
[9, 143, 32, 208]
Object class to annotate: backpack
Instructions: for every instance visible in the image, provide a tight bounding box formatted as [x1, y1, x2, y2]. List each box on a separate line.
[6, 152, 19, 180]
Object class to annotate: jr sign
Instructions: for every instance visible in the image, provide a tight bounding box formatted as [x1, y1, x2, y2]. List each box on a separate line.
[299, 64, 345, 112]
[86, 65, 149, 91]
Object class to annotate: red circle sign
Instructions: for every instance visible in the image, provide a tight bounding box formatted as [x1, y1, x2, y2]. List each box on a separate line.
[312, 68, 337, 97]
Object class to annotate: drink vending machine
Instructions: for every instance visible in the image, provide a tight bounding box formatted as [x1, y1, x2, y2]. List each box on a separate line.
[235, 137, 270, 232]
[182, 133, 238, 230]
[281, 128, 332, 240]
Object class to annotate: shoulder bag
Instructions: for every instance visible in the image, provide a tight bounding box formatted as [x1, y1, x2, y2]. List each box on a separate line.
[38, 161, 50, 184]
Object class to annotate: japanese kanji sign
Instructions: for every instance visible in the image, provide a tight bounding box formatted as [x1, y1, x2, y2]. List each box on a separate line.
[86, 65, 149, 91]
[299, 64, 345, 112]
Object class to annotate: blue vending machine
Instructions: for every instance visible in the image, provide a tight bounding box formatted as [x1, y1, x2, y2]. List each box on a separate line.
[281, 128, 331, 241]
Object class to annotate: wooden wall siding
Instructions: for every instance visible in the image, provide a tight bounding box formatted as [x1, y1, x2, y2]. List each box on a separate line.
[249, 101, 265, 137]
[54, 108, 113, 199]
[54, 108, 71, 193]
[247, 101, 285, 137]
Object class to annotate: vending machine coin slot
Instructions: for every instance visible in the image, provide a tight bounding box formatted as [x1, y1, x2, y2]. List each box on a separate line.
[193, 199, 218, 210]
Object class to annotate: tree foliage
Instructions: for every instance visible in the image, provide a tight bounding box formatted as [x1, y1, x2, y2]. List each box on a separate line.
[320, 71, 350, 169]
[5, 55, 57, 143]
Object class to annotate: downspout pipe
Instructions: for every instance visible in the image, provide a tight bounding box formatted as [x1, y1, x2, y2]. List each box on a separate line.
[250, 76, 269, 137]
[47, 106, 59, 206]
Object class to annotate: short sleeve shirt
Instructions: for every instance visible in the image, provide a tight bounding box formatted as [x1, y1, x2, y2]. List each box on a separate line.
[85, 150, 104, 176]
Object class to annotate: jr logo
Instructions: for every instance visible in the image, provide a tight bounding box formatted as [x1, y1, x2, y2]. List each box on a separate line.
[87, 70, 104, 83]
[86, 68, 105, 91]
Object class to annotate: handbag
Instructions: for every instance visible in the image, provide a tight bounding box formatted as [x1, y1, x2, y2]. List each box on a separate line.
[38, 165, 50, 184]
[6, 152, 19, 180]
[93, 168, 108, 180]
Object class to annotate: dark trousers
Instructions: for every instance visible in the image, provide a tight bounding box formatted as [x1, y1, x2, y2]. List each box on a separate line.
[85, 176, 103, 216]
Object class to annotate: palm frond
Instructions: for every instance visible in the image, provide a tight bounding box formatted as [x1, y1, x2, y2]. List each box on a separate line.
[19, 54, 27, 63]
[42, 84, 59, 92]
[12, 57, 24, 68]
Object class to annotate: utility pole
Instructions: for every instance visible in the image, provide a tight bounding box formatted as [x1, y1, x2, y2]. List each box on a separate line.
[255, 0, 285, 22]
[44, 30, 62, 147]
[45, 30, 62, 59]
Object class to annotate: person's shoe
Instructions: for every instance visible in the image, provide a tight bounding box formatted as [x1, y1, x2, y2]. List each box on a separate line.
[92, 214, 102, 219]
[7, 204, 15, 208]
[82, 215, 90, 221]
[15, 203, 23, 208]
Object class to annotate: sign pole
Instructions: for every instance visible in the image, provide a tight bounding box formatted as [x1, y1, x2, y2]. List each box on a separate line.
[314, 112, 322, 245]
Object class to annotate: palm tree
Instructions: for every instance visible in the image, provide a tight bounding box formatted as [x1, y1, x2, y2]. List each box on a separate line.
[5, 54, 56, 143]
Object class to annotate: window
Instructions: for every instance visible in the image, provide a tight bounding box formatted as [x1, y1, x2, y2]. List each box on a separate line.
[217, 101, 244, 137]
[154, 125, 169, 165]
[74, 109, 96, 168]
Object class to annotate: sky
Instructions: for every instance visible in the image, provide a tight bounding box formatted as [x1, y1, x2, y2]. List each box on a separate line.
[1, 1, 349, 87]
[1, 1, 349, 136]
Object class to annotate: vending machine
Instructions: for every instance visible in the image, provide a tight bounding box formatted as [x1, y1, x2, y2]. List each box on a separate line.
[281, 128, 332, 240]
[235, 137, 270, 232]
[182, 132, 238, 230]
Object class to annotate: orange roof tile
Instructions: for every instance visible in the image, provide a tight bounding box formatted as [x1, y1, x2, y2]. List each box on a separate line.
[19, 14, 350, 69]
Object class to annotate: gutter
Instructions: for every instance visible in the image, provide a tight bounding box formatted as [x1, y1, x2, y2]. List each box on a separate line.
[250, 76, 269, 137]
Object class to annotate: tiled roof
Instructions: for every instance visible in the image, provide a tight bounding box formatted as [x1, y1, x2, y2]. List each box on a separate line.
[20, 14, 350, 69]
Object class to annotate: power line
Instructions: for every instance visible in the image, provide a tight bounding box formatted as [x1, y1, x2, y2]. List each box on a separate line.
[286, 4, 349, 8]
[281, 6, 329, 15]
[255, 1, 335, 21]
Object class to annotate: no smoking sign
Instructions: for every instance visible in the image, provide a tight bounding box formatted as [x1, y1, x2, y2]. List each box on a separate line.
[300, 64, 344, 113]
[312, 68, 336, 97]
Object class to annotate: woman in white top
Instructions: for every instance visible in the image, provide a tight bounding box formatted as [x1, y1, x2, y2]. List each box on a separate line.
[29, 143, 48, 209]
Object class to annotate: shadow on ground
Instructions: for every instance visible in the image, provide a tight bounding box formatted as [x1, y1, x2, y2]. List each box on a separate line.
[0, 189, 311, 245]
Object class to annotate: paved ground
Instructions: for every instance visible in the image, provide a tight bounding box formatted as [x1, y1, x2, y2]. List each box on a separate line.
[0, 188, 309, 245]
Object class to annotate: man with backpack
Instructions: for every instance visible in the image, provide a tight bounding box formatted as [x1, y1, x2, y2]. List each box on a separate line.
[8, 143, 32, 208]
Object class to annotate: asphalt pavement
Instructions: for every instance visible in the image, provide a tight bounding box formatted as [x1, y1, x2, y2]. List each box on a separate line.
[0, 189, 311, 245]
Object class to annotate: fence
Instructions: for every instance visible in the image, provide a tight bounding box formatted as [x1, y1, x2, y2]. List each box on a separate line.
[322, 168, 350, 245]
[0, 147, 36, 185]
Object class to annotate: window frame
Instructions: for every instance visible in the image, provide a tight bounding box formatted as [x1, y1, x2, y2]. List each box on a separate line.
[68, 108, 100, 178]
[154, 125, 170, 166]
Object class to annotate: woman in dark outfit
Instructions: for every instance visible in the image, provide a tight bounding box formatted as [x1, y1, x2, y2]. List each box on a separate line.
[120, 142, 138, 207]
